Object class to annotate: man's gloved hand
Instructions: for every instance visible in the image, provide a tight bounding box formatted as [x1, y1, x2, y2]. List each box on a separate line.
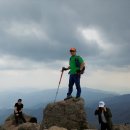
[76, 69, 81, 74]
[62, 67, 67, 72]
[15, 112, 19, 116]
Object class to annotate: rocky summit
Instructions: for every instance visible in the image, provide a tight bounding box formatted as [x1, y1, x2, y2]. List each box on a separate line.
[40, 97, 88, 130]
[0, 99, 129, 130]
[2, 113, 39, 130]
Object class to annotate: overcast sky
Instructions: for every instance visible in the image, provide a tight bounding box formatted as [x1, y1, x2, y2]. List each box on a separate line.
[0, 0, 130, 94]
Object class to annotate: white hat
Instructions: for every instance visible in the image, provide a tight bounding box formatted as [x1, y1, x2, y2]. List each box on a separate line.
[99, 101, 105, 108]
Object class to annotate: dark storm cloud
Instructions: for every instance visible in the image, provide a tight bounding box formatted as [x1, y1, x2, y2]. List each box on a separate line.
[0, 0, 130, 68]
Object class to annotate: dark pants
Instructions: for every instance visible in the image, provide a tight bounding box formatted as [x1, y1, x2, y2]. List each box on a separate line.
[101, 122, 112, 130]
[14, 112, 26, 124]
[67, 74, 81, 97]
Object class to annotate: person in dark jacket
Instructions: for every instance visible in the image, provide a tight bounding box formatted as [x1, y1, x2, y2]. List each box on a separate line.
[14, 99, 26, 125]
[95, 101, 113, 130]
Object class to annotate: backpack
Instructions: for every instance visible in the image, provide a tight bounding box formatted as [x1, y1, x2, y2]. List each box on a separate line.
[70, 56, 85, 74]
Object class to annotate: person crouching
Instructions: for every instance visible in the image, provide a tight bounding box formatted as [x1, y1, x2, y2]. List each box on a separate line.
[14, 99, 26, 125]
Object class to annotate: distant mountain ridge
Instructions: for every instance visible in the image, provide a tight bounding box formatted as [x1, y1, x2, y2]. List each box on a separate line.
[0, 87, 117, 109]
[105, 94, 130, 124]
[0, 87, 116, 124]
[0, 88, 129, 126]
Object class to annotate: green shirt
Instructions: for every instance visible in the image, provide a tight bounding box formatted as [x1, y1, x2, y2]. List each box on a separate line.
[69, 55, 84, 74]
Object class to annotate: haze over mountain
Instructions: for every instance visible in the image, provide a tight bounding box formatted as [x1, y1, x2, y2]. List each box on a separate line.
[0, 87, 116, 109]
[0, 87, 130, 126]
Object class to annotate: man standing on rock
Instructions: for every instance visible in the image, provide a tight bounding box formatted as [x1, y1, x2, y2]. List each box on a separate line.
[62, 48, 85, 100]
[14, 99, 26, 125]
[95, 101, 113, 130]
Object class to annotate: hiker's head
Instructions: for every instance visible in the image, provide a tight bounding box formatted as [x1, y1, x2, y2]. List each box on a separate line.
[70, 48, 76, 56]
[98, 101, 105, 108]
[18, 99, 22, 104]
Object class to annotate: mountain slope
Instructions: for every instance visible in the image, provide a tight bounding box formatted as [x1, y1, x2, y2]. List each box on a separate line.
[1, 88, 129, 125]
[0, 87, 117, 124]
[105, 94, 130, 123]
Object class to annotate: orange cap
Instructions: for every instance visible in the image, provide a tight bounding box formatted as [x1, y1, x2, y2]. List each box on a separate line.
[70, 48, 76, 51]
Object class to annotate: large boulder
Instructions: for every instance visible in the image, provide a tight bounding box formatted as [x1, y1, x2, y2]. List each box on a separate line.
[40, 98, 88, 130]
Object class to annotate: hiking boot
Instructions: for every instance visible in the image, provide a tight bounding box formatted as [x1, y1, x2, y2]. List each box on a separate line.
[73, 96, 80, 101]
[64, 95, 73, 100]
[76, 96, 80, 99]
[75, 96, 80, 99]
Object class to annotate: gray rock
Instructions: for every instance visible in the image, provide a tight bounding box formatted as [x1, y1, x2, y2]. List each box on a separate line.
[0, 126, 5, 130]
[3, 113, 39, 130]
[40, 98, 88, 130]
[113, 124, 130, 130]
[18, 122, 40, 130]
[48, 126, 67, 130]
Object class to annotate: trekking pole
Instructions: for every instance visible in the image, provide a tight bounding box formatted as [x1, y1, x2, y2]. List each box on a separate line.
[54, 70, 64, 103]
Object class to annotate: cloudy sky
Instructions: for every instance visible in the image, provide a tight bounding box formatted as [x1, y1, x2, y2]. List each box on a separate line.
[0, 0, 130, 94]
